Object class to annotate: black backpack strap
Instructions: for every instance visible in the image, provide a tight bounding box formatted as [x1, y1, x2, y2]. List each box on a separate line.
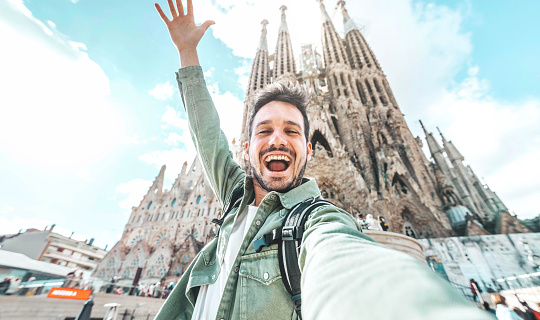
[211, 188, 244, 236]
[279, 198, 333, 319]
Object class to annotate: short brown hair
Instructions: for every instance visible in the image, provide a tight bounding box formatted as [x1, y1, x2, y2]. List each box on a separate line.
[248, 82, 310, 142]
[491, 293, 506, 306]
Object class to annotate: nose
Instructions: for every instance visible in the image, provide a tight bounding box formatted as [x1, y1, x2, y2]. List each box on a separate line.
[268, 130, 288, 147]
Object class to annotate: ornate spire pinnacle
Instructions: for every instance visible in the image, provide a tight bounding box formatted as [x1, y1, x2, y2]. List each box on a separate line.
[419, 120, 429, 137]
[338, 0, 358, 34]
[438, 128, 464, 162]
[317, 0, 332, 22]
[437, 127, 446, 141]
[278, 5, 289, 32]
[258, 19, 269, 51]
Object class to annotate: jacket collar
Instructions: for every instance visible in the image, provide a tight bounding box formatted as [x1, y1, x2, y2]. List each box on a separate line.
[244, 176, 321, 209]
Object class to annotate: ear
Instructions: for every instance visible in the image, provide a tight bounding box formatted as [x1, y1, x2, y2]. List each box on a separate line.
[306, 141, 312, 161]
[244, 142, 250, 161]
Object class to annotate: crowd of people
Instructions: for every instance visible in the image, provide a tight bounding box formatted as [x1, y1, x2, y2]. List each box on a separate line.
[356, 214, 389, 232]
[135, 282, 175, 299]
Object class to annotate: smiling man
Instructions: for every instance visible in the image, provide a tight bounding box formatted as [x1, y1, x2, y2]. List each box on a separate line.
[246, 86, 312, 197]
[153, 0, 495, 319]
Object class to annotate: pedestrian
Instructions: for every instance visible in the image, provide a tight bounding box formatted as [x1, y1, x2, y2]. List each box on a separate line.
[491, 293, 523, 320]
[522, 302, 540, 320]
[366, 214, 382, 231]
[152, 1, 496, 319]
[379, 216, 389, 231]
[470, 278, 482, 302]
[0, 277, 12, 295]
[6, 277, 21, 295]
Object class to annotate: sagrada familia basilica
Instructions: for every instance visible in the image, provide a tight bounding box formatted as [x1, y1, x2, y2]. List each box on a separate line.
[94, 1, 531, 287]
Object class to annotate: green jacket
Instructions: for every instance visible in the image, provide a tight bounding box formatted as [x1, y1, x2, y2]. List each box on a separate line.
[154, 66, 494, 320]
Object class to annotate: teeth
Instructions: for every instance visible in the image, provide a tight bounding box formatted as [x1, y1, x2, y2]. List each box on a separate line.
[264, 155, 291, 162]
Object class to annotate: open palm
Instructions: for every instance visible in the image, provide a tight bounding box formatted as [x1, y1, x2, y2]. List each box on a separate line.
[155, 0, 214, 54]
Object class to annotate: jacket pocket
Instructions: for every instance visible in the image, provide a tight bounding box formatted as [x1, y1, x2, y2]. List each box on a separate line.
[236, 249, 296, 320]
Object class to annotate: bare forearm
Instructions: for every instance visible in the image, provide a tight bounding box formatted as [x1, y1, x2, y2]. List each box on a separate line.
[179, 48, 200, 67]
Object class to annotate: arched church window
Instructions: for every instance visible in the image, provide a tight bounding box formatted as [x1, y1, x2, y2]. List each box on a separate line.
[403, 222, 417, 239]
[172, 198, 177, 207]
[365, 80, 377, 105]
[196, 196, 201, 204]
[147, 201, 153, 210]
[310, 130, 333, 158]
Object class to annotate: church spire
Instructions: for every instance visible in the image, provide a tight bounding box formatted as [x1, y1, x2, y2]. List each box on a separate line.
[246, 19, 271, 94]
[337, 0, 358, 34]
[438, 127, 464, 162]
[278, 5, 289, 32]
[273, 6, 297, 81]
[318, 0, 349, 66]
[420, 121, 452, 178]
[317, 0, 332, 22]
[258, 19, 269, 51]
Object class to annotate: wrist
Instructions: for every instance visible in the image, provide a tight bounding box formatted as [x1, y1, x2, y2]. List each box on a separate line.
[178, 48, 200, 67]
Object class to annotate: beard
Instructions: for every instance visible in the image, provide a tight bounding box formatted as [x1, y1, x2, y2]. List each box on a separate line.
[249, 146, 308, 193]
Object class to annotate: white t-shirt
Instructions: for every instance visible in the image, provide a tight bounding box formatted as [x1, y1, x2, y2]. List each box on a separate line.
[191, 204, 258, 320]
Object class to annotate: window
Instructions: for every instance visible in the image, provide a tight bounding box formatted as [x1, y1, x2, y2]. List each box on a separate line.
[147, 201, 153, 210]
[172, 198, 177, 207]
[158, 267, 167, 277]
[181, 254, 191, 263]
[156, 213, 160, 221]
[196, 196, 201, 204]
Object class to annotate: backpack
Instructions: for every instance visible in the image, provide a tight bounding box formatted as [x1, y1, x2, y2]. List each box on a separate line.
[212, 188, 333, 319]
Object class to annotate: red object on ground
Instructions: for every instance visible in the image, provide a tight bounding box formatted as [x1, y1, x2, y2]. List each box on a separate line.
[47, 287, 92, 300]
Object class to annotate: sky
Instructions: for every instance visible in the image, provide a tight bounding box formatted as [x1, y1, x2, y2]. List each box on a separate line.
[0, 0, 538, 250]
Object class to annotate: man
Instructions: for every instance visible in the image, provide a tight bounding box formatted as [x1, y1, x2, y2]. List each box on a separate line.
[153, 0, 494, 319]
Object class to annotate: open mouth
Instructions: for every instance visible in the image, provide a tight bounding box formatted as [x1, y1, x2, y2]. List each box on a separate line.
[264, 154, 291, 172]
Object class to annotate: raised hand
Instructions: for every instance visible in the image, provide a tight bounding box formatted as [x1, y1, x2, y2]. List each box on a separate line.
[155, 0, 215, 66]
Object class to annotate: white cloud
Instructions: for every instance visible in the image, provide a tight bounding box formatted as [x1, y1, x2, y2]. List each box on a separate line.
[0, 0, 131, 180]
[116, 178, 153, 210]
[207, 84, 244, 142]
[165, 132, 184, 146]
[204, 67, 214, 78]
[161, 105, 188, 129]
[140, 83, 242, 181]
[149, 81, 175, 101]
[234, 61, 251, 92]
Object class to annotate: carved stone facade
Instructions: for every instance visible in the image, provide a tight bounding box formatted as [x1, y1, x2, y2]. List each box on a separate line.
[94, 1, 530, 286]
